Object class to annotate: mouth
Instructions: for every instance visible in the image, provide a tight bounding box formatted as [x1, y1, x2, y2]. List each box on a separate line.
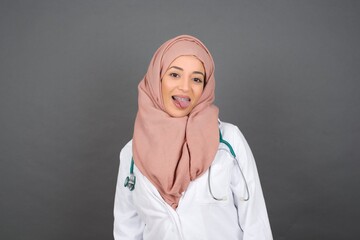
[172, 95, 191, 109]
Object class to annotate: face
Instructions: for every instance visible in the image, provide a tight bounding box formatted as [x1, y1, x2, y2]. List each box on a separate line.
[161, 55, 205, 117]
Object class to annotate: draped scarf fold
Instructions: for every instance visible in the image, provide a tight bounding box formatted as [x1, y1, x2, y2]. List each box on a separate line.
[132, 35, 219, 209]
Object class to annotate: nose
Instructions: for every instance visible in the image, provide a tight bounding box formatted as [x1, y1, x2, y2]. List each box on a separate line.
[178, 77, 190, 92]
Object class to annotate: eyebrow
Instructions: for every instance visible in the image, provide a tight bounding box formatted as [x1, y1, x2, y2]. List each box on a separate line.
[169, 66, 205, 77]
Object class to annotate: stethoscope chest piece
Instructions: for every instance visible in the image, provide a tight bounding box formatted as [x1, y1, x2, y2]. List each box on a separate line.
[124, 157, 136, 191]
[124, 174, 136, 191]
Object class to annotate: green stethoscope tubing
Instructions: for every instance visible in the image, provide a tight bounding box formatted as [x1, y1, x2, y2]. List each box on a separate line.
[219, 129, 236, 157]
[124, 130, 250, 201]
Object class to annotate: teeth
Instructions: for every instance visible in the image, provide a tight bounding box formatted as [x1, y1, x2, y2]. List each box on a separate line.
[173, 96, 190, 102]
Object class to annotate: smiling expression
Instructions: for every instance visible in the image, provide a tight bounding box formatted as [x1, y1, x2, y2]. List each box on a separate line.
[161, 55, 205, 117]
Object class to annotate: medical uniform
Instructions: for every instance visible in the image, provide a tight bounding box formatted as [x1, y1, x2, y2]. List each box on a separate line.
[114, 121, 273, 240]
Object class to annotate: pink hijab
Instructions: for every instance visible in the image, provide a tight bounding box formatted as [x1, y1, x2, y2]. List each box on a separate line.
[132, 35, 219, 209]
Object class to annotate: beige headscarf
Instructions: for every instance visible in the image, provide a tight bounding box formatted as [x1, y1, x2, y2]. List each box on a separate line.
[132, 35, 219, 209]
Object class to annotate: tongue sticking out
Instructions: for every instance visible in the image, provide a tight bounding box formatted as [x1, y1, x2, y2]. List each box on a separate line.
[173, 96, 191, 109]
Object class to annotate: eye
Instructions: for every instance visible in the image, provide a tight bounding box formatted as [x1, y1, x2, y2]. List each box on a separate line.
[169, 72, 180, 78]
[193, 78, 203, 84]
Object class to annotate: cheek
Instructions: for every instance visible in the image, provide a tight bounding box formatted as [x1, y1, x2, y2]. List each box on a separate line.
[161, 79, 170, 97]
[193, 85, 204, 101]
[162, 78, 180, 96]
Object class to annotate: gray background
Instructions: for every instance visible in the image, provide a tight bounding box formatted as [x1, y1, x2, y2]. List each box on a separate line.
[1, 0, 359, 239]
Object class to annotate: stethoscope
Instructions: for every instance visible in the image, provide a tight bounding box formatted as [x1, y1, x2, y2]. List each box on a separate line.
[211, 130, 250, 201]
[124, 130, 250, 202]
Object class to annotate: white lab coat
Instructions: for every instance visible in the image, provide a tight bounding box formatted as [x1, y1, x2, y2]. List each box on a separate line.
[113, 121, 273, 240]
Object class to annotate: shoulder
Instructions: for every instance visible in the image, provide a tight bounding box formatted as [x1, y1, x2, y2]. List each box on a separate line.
[118, 140, 133, 176]
[218, 120, 246, 142]
[119, 139, 133, 162]
[218, 120, 248, 156]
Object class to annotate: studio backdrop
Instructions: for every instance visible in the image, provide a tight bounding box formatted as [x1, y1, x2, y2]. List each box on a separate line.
[1, 1, 359, 239]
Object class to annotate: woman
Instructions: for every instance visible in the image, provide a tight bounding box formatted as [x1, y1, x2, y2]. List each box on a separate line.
[114, 35, 273, 240]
